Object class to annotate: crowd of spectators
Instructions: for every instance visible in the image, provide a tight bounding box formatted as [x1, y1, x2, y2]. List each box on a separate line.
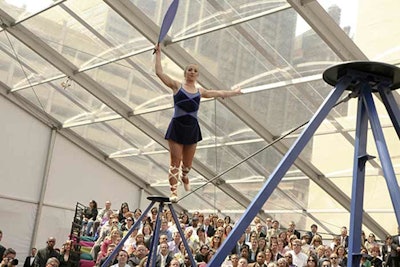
[1, 200, 400, 267]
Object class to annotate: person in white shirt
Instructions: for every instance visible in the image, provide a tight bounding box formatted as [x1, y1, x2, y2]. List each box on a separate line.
[290, 239, 308, 267]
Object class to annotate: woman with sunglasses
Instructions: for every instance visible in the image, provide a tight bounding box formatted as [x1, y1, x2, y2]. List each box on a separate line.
[307, 254, 318, 267]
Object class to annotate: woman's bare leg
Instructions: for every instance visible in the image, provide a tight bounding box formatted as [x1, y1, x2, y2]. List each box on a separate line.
[168, 140, 183, 201]
[181, 143, 197, 191]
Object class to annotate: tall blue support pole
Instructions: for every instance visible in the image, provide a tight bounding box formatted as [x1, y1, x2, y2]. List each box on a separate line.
[168, 204, 198, 267]
[146, 201, 164, 267]
[209, 76, 352, 266]
[347, 82, 370, 267]
[378, 86, 400, 138]
[363, 89, 400, 225]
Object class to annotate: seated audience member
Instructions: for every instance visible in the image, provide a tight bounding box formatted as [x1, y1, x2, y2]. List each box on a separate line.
[45, 258, 59, 267]
[93, 201, 112, 238]
[369, 245, 382, 267]
[240, 244, 251, 264]
[277, 258, 289, 267]
[83, 200, 98, 236]
[284, 252, 295, 267]
[159, 221, 172, 242]
[121, 216, 134, 237]
[237, 257, 249, 267]
[168, 232, 182, 255]
[289, 239, 308, 267]
[118, 203, 131, 225]
[141, 224, 153, 249]
[198, 249, 215, 267]
[169, 258, 181, 267]
[98, 244, 117, 267]
[334, 245, 347, 267]
[127, 245, 148, 267]
[92, 215, 119, 261]
[1, 248, 17, 267]
[248, 251, 267, 267]
[306, 254, 318, 267]
[195, 244, 209, 263]
[59, 240, 78, 267]
[155, 242, 172, 267]
[97, 229, 121, 265]
[110, 250, 130, 267]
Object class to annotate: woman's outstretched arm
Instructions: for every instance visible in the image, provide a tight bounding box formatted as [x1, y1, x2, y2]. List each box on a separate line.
[154, 44, 180, 92]
[199, 86, 242, 99]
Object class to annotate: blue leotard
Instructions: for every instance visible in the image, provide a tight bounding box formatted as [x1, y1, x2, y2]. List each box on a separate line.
[165, 87, 202, 144]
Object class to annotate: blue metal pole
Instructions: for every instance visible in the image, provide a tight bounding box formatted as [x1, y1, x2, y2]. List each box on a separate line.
[101, 201, 155, 267]
[347, 83, 369, 267]
[363, 89, 400, 225]
[168, 204, 198, 267]
[378, 85, 400, 138]
[209, 76, 352, 266]
[146, 202, 165, 267]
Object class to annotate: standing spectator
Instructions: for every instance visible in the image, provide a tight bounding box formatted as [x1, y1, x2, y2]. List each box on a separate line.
[307, 224, 318, 245]
[0, 231, 5, 260]
[392, 227, 400, 267]
[202, 217, 215, 238]
[339, 227, 349, 249]
[267, 220, 281, 242]
[34, 237, 59, 267]
[24, 248, 37, 267]
[382, 235, 393, 267]
[287, 222, 301, 240]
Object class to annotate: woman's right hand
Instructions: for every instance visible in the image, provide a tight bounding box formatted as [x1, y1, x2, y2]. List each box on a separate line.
[154, 43, 161, 55]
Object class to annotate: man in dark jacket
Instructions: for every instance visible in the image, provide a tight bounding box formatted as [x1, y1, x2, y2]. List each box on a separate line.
[33, 238, 59, 267]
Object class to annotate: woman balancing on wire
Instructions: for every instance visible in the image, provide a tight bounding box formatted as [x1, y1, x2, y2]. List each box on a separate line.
[154, 43, 242, 202]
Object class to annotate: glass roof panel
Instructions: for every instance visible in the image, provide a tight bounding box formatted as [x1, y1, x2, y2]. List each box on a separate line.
[15, 80, 102, 122]
[83, 53, 170, 110]
[0, 32, 63, 89]
[18, 0, 150, 69]
[318, 1, 400, 65]
[71, 118, 164, 157]
[316, 0, 358, 38]
[132, 0, 288, 40]
[0, 0, 58, 21]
